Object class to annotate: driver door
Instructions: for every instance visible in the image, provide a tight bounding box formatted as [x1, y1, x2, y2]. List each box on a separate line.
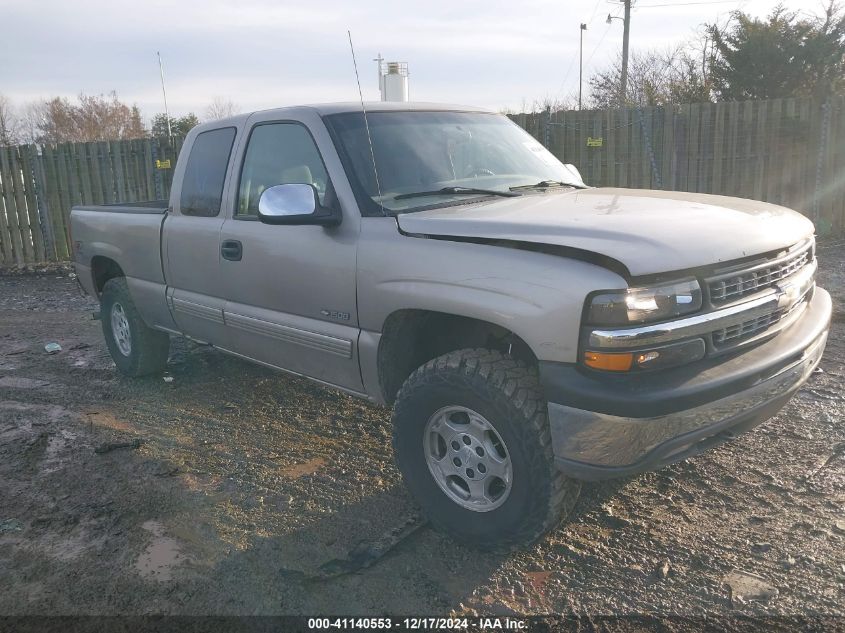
[217, 114, 363, 393]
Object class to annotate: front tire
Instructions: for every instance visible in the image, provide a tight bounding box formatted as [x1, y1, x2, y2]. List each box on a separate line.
[392, 348, 581, 549]
[100, 277, 170, 377]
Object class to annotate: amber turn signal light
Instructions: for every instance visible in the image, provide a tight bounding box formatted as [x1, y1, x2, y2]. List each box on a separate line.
[583, 351, 633, 371]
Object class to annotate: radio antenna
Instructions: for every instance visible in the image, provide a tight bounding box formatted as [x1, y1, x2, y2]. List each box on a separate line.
[347, 30, 385, 215]
[157, 51, 173, 140]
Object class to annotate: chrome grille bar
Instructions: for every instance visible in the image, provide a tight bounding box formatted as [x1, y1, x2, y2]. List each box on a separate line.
[708, 240, 813, 305]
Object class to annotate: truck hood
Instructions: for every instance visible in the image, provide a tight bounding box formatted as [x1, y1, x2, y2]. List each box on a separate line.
[395, 187, 815, 277]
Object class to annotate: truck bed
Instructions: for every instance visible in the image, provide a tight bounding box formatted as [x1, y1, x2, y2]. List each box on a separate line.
[71, 203, 169, 311]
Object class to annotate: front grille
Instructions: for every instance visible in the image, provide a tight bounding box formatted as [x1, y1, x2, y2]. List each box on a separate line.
[712, 307, 787, 346]
[708, 244, 811, 305]
[711, 296, 807, 348]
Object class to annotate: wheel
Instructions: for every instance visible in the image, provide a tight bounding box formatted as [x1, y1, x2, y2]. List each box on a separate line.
[100, 277, 170, 377]
[392, 348, 581, 549]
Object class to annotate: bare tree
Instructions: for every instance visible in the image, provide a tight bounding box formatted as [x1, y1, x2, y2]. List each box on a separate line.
[589, 46, 711, 108]
[16, 101, 47, 145]
[530, 93, 579, 113]
[0, 94, 20, 146]
[35, 92, 146, 143]
[204, 97, 239, 121]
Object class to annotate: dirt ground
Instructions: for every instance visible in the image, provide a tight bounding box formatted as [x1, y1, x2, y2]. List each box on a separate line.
[1, 242, 844, 625]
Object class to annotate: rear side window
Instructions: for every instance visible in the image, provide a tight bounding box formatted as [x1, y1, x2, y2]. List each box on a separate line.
[179, 127, 236, 217]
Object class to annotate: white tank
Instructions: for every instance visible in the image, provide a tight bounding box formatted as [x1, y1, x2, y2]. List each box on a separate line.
[380, 61, 409, 102]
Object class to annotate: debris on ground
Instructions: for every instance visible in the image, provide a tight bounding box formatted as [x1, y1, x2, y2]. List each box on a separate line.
[162, 375, 174, 384]
[656, 559, 671, 580]
[313, 515, 426, 579]
[94, 439, 143, 454]
[525, 571, 554, 591]
[280, 457, 326, 479]
[135, 520, 185, 582]
[43, 342, 62, 354]
[723, 570, 779, 605]
[804, 442, 845, 480]
[0, 519, 23, 533]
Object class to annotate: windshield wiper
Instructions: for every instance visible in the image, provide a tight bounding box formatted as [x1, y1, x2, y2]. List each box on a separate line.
[394, 186, 520, 200]
[509, 180, 586, 191]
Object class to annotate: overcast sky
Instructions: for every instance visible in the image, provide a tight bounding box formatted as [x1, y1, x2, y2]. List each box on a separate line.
[0, 0, 820, 123]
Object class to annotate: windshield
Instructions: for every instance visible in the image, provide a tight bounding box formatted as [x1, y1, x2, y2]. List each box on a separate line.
[325, 110, 585, 215]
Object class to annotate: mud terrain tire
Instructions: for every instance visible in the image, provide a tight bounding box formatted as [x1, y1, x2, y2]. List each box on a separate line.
[100, 277, 170, 377]
[392, 348, 581, 549]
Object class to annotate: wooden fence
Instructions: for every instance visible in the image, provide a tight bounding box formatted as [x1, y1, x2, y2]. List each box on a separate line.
[511, 95, 845, 234]
[0, 137, 183, 266]
[1, 96, 844, 265]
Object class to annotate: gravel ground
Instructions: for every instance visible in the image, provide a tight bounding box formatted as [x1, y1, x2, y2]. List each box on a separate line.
[0, 245, 843, 627]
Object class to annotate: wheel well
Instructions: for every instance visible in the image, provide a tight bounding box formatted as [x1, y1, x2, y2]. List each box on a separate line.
[91, 256, 125, 295]
[377, 309, 537, 405]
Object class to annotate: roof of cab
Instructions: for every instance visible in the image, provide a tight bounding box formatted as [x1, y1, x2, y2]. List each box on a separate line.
[192, 102, 494, 133]
[301, 102, 492, 115]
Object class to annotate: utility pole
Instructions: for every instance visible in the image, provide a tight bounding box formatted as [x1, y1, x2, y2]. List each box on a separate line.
[373, 52, 384, 100]
[579, 23, 587, 110]
[620, 0, 632, 105]
[157, 51, 173, 139]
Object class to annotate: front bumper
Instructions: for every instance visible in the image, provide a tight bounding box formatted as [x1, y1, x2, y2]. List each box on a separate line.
[542, 287, 832, 481]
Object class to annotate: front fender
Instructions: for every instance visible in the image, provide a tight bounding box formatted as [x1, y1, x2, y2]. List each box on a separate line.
[357, 218, 626, 364]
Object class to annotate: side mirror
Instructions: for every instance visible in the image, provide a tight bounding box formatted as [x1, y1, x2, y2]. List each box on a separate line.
[562, 164, 585, 186]
[257, 184, 341, 226]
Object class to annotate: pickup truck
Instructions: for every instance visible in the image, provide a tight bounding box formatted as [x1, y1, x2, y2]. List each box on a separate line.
[71, 102, 831, 548]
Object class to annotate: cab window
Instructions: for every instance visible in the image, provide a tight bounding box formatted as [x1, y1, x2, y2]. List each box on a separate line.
[180, 127, 236, 217]
[236, 122, 329, 217]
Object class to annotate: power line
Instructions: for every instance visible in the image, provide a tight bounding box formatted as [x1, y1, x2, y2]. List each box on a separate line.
[587, 0, 604, 24]
[550, 0, 637, 108]
[636, 0, 739, 7]
[555, 18, 615, 103]
[584, 9, 620, 69]
[585, 6, 624, 66]
[558, 53, 579, 96]
[554, 0, 621, 102]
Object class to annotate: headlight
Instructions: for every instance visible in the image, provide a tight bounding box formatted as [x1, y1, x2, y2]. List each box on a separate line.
[586, 279, 702, 325]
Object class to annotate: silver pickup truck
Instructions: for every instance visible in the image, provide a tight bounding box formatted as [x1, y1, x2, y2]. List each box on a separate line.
[71, 102, 831, 548]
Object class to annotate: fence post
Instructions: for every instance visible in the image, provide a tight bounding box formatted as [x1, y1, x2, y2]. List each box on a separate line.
[812, 101, 832, 233]
[151, 142, 164, 201]
[30, 144, 58, 261]
[541, 107, 551, 148]
[636, 105, 663, 190]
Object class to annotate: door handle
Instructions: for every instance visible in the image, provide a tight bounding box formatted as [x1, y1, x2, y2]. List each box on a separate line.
[221, 239, 243, 261]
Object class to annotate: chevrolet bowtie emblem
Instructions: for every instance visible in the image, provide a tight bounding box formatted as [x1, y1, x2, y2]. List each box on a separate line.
[776, 280, 801, 310]
[775, 262, 815, 310]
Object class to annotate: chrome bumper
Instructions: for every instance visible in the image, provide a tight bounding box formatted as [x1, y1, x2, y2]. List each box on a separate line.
[548, 288, 831, 480]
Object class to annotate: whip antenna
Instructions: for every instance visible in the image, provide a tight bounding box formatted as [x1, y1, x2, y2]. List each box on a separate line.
[347, 30, 385, 215]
